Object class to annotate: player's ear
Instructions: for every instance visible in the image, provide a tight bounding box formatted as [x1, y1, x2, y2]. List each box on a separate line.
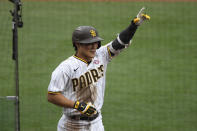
[73, 42, 80, 51]
[75, 43, 80, 48]
[73, 42, 78, 51]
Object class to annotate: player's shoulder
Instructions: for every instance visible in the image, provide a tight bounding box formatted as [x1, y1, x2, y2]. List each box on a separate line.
[53, 56, 75, 74]
[60, 56, 75, 66]
[97, 42, 112, 52]
[96, 42, 112, 59]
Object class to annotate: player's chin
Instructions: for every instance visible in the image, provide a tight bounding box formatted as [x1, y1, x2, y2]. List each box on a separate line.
[89, 51, 96, 57]
[89, 54, 95, 59]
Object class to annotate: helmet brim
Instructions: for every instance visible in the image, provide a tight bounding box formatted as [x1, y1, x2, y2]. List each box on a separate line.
[79, 36, 104, 44]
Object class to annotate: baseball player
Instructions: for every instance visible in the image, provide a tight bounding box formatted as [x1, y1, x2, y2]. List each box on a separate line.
[47, 7, 150, 131]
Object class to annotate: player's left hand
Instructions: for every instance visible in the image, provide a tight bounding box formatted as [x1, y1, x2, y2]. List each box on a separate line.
[133, 7, 150, 26]
[74, 101, 97, 116]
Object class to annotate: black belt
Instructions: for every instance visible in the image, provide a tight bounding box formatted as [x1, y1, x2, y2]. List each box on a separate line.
[70, 112, 99, 121]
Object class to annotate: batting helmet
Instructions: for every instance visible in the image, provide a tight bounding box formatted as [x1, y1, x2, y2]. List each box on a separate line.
[72, 26, 103, 50]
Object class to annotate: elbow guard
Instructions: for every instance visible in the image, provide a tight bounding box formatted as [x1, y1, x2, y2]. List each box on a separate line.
[109, 36, 132, 56]
[112, 38, 125, 50]
[109, 22, 138, 56]
[112, 22, 138, 50]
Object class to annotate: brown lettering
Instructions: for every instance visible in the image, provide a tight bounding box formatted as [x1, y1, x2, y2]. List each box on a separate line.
[72, 78, 78, 91]
[90, 69, 100, 82]
[85, 72, 93, 85]
[79, 75, 86, 89]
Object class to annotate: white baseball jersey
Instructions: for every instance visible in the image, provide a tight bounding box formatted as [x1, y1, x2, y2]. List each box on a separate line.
[47, 39, 130, 129]
[48, 42, 114, 113]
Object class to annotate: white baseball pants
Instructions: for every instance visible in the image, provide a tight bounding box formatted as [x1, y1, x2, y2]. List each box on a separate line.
[57, 114, 104, 131]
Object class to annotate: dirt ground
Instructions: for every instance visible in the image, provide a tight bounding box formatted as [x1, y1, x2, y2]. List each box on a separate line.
[24, 0, 197, 2]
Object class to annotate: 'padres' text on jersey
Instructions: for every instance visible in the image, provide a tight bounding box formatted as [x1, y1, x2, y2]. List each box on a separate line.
[72, 64, 104, 92]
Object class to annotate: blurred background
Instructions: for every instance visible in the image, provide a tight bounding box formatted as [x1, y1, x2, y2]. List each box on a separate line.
[0, 0, 197, 131]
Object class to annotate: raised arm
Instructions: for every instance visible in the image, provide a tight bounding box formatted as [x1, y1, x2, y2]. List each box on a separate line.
[109, 7, 150, 56]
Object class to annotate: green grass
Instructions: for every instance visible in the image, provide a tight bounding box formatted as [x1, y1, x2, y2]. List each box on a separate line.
[0, 1, 197, 131]
[0, 99, 15, 131]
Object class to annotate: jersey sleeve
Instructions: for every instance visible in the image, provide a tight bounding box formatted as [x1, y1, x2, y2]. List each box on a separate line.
[48, 67, 69, 94]
[98, 40, 130, 62]
[97, 42, 114, 63]
[108, 38, 132, 57]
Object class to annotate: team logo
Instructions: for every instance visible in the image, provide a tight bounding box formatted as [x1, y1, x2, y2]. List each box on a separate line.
[74, 67, 79, 72]
[90, 30, 96, 37]
[93, 60, 99, 64]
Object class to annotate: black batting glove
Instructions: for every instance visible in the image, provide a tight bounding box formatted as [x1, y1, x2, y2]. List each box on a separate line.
[74, 101, 97, 116]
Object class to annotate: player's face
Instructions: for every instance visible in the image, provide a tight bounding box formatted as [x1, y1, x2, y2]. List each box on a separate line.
[76, 42, 99, 62]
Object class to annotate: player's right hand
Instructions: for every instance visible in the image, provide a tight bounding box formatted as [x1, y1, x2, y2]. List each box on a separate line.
[74, 101, 97, 116]
[133, 7, 150, 26]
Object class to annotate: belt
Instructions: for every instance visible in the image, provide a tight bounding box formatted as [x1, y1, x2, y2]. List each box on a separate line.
[70, 112, 99, 121]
